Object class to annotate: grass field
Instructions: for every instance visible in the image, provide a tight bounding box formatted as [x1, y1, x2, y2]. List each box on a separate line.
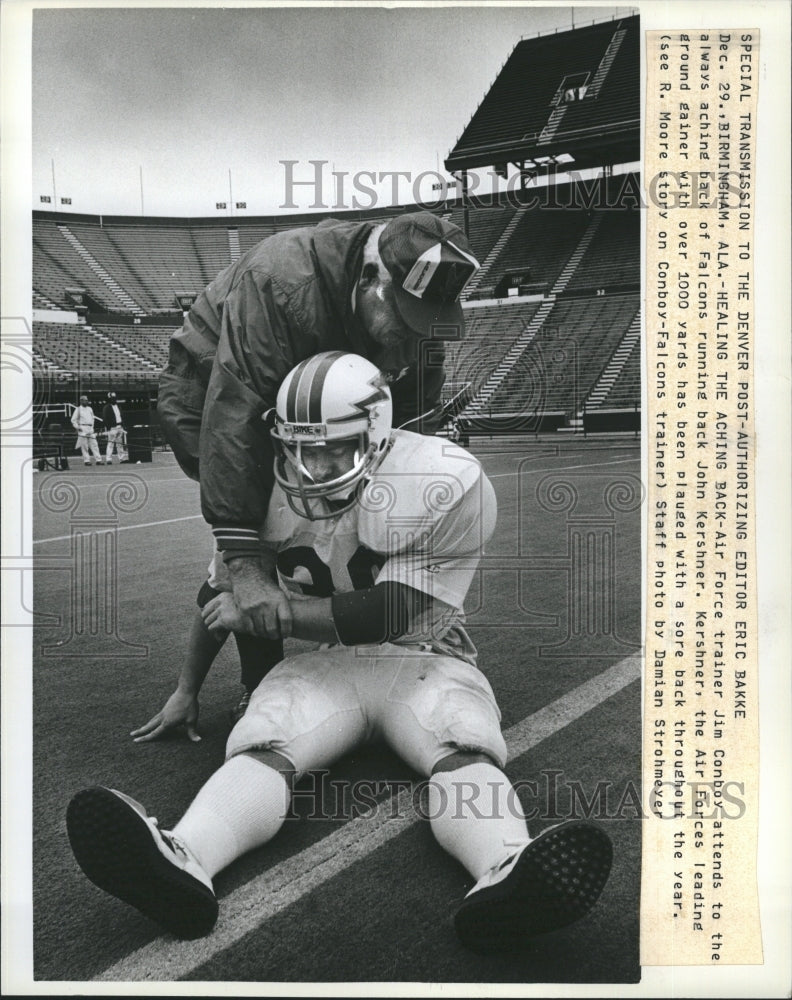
[32, 436, 642, 985]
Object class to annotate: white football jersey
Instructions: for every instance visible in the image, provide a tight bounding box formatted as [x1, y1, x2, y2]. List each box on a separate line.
[261, 430, 496, 614]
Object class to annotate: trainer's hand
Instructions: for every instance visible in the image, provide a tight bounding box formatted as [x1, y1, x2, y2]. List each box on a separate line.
[225, 556, 293, 639]
[131, 690, 201, 743]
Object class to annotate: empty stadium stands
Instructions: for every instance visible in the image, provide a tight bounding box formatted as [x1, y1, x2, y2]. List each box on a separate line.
[32, 180, 642, 421]
[566, 206, 639, 291]
[91, 324, 176, 369]
[34, 222, 122, 312]
[554, 18, 639, 150]
[476, 200, 590, 294]
[65, 221, 153, 312]
[32, 189, 642, 423]
[587, 324, 641, 410]
[33, 322, 161, 375]
[473, 292, 639, 417]
[445, 300, 543, 396]
[101, 222, 207, 310]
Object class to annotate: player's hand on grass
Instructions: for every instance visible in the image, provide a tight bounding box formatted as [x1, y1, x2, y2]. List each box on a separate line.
[130, 690, 201, 743]
[225, 556, 293, 639]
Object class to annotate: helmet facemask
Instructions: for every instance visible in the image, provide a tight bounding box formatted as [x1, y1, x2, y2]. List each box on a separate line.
[272, 429, 379, 520]
[270, 352, 394, 521]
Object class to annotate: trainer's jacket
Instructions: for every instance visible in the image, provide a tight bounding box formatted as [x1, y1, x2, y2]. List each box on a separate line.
[157, 219, 447, 555]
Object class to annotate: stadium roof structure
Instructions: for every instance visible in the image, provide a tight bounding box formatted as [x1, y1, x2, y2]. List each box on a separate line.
[445, 13, 639, 177]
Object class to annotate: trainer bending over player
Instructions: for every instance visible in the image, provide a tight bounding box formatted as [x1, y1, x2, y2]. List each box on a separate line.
[68, 353, 612, 953]
[158, 212, 479, 669]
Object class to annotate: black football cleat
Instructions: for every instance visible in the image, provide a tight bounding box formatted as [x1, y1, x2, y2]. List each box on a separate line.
[454, 821, 613, 953]
[66, 786, 218, 939]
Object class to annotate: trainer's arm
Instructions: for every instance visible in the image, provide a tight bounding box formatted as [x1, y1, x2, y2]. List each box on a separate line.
[201, 271, 293, 534]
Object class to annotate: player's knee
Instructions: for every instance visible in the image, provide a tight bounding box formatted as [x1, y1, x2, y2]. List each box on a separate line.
[239, 748, 297, 786]
[431, 749, 500, 774]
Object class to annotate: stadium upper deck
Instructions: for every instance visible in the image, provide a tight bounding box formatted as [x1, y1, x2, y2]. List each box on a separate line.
[445, 13, 639, 174]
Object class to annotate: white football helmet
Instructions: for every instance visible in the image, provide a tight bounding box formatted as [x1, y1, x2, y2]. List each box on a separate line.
[271, 352, 393, 519]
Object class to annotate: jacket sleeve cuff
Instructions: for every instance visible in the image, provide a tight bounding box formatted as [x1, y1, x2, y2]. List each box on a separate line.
[212, 526, 261, 558]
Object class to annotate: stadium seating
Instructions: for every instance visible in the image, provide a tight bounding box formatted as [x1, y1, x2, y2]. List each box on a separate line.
[565, 206, 639, 290]
[91, 325, 175, 369]
[32, 161, 641, 418]
[556, 18, 639, 146]
[33, 322, 161, 374]
[65, 221, 153, 311]
[444, 300, 543, 395]
[462, 206, 518, 264]
[191, 225, 235, 280]
[479, 293, 639, 416]
[453, 21, 615, 156]
[101, 223, 207, 309]
[482, 195, 590, 293]
[34, 219, 126, 311]
[33, 288, 59, 310]
[590, 333, 641, 409]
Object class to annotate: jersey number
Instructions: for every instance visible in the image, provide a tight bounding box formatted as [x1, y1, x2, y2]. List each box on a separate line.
[277, 545, 387, 597]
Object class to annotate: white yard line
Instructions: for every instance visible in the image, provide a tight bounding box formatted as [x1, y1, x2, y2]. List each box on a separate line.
[98, 653, 641, 982]
[487, 456, 640, 479]
[33, 514, 203, 545]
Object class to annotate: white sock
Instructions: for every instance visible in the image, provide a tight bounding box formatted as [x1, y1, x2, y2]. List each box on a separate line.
[172, 754, 291, 878]
[428, 763, 531, 882]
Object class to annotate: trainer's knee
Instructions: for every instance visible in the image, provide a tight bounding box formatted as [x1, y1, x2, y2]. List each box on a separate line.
[239, 748, 297, 787]
[431, 749, 500, 775]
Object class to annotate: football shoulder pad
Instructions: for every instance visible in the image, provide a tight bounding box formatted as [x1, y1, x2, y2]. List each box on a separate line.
[357, 430, 486, 553]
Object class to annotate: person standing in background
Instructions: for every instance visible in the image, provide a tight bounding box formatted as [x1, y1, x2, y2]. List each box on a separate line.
[71, 395, 102, 466]
[103, 392, 128, 464]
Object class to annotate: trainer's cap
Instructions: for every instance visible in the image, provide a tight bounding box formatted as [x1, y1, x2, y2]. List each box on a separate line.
[378, 212, 479, 336]
[79, 395, 88, 404]
[107, 392, 117, 400]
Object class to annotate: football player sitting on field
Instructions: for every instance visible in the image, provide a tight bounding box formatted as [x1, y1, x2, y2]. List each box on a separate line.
[66, 352, 612, 953]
